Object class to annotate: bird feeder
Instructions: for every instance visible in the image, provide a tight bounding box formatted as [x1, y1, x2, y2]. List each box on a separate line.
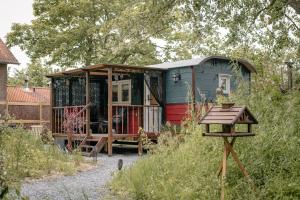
[199, 103, 258, 200]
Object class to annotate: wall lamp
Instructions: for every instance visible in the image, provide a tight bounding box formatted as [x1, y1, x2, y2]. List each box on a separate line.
[172, 73, 181, 83]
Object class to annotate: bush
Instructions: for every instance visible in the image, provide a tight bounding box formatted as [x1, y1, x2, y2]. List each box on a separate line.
[0, 126, 83, 198]
[110, 81, 300, 199]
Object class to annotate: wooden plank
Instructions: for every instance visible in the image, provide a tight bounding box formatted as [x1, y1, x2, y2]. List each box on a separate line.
[202, 132, 255, 137]
[0, 101, 49, 106]
[207, 112, 238, 116]
[107, 68, 113, 156]
[86, 71, 91, 136]
[0, 120, 50, 124]
[200, 119, 233, 124]
[204, 116, 235, 120]
[211, 107, 243, 112]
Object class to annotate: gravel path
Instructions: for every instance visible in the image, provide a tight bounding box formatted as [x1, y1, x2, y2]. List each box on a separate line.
[21, 153, 138, 200]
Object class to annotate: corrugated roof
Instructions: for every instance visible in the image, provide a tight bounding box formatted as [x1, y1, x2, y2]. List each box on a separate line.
[7, 86, 50, 103]
[0, 38, 19, 65]
[199, 105, 258, 125]
[148, 57, 206, 69]
[148, 56, 257, 73]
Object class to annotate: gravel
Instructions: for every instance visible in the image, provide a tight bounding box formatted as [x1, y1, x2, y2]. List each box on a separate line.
[21, 153, 138, 200]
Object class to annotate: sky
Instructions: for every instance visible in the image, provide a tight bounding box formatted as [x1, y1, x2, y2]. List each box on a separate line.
[0, 0, 34, 73]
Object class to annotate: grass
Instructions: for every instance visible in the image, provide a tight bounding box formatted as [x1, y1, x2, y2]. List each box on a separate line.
[110, 79, 300, 199]
[0, 126, 86, 198]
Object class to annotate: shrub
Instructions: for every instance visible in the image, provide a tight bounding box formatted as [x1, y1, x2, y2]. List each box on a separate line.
[110, 81, 300, 199]
[0, 126, 83, 198]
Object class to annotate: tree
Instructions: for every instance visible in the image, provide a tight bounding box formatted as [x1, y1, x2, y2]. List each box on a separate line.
[8, 60, 51, 87]
[6, 0, 177, 68]
[162, 0, 299, 61]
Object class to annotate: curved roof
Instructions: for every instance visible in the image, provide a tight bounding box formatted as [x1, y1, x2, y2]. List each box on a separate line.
[147, 56, 256, 73]
[0, 38, 19, 65]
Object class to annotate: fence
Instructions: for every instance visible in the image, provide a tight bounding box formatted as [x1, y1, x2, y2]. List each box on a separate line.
[0, 101, 50, 128]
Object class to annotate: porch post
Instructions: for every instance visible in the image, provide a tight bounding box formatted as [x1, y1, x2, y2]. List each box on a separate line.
[191, 66, 196, 105]
[85, 71, 91, 136]
[50, 78, 55, 132]
[107, 68, 113, 156]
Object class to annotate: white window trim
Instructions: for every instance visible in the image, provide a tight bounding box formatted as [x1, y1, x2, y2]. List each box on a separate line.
[218, 74, 231, 94]
[112, 79, 131, 104]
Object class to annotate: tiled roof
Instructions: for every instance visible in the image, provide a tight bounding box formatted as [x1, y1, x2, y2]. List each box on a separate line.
[7, 86, 50, 103]
[148, 56, 257, 73]
[0, 38, 19, 65]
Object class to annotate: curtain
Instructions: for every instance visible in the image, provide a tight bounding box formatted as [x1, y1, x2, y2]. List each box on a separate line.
[144, 71, 163, 105]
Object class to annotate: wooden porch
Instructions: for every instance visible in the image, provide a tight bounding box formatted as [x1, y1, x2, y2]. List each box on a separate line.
[48, 64, 164, 156]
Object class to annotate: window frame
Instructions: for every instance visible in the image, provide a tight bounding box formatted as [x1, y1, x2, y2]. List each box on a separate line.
[218, 74, 231, 95]
[112, 79, 131, 105]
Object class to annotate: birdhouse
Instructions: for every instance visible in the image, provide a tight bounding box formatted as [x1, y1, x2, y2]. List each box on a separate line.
[200, 103, 258, 137]
[199, 103, 258, 200]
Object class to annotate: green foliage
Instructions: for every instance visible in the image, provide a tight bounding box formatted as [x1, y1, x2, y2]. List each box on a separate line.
[110, 76, 300, 199]
[8, 60, 51, 87]
[6, 0, 299, 71]
[6, 0, 176, 67]
[0, 126, 82, 198]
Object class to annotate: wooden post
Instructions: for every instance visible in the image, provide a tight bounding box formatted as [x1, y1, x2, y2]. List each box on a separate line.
[221, 138, 227, 200]
[50, 78, 55, 132]
[107, 68, 113, 156]
[217, 138, 236, 177]
[138, 129, 143, 156]
[39, 103, 43, 125]
[85, 71, 91, 136]
[5, 101, 8, 116]
[191, 66, 196, 108]
[191, 66, 196, 105]
[247, 124, 252, 133]
[205, 124, 210, 133]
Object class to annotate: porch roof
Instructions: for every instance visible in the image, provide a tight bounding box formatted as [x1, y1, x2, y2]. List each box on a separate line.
[46, 63, 165, 78]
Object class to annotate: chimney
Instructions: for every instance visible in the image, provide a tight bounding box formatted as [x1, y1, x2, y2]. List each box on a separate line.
[0, 64, 7, 102]
[23, 76, 30, 92]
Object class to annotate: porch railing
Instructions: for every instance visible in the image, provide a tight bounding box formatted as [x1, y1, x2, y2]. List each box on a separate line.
[112, 104, 162, 135]
[52, 105, 87, 134]
[53, 104, 162, 135]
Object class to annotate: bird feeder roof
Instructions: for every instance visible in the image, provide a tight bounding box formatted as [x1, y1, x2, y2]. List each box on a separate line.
[199, 105, 258, 125]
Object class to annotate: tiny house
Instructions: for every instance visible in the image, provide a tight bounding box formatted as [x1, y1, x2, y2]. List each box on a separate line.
[47, 56, 256, 156]
[149, 56, 256, 125]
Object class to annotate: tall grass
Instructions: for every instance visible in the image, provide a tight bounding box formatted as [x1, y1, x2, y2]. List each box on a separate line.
[0, 127, 83, 197]
[110, 80, 300, 199]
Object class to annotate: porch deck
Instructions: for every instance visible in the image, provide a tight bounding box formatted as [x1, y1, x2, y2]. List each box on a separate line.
[48, 63, 164, 156]
[52, 132, 159, 141]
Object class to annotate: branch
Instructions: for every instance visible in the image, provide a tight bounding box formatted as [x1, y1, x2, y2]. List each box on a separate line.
[284, 13, 300, 30]
[253, 0, 277, 22]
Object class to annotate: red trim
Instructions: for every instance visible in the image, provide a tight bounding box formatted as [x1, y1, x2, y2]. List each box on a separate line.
[165, 103, 188, 125]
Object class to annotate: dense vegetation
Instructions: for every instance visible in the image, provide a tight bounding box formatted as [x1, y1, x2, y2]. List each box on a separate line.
[0, 127, 83, 198]
[110, 67, 300, 199]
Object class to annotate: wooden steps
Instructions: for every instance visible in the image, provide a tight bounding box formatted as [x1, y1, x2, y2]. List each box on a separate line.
[78, 136, 107, 157]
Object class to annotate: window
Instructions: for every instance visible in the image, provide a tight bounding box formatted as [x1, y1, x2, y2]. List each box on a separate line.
[112, 85, 119, 102]
[112, 80, 131, 104]
[218, 74, 231, 94]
